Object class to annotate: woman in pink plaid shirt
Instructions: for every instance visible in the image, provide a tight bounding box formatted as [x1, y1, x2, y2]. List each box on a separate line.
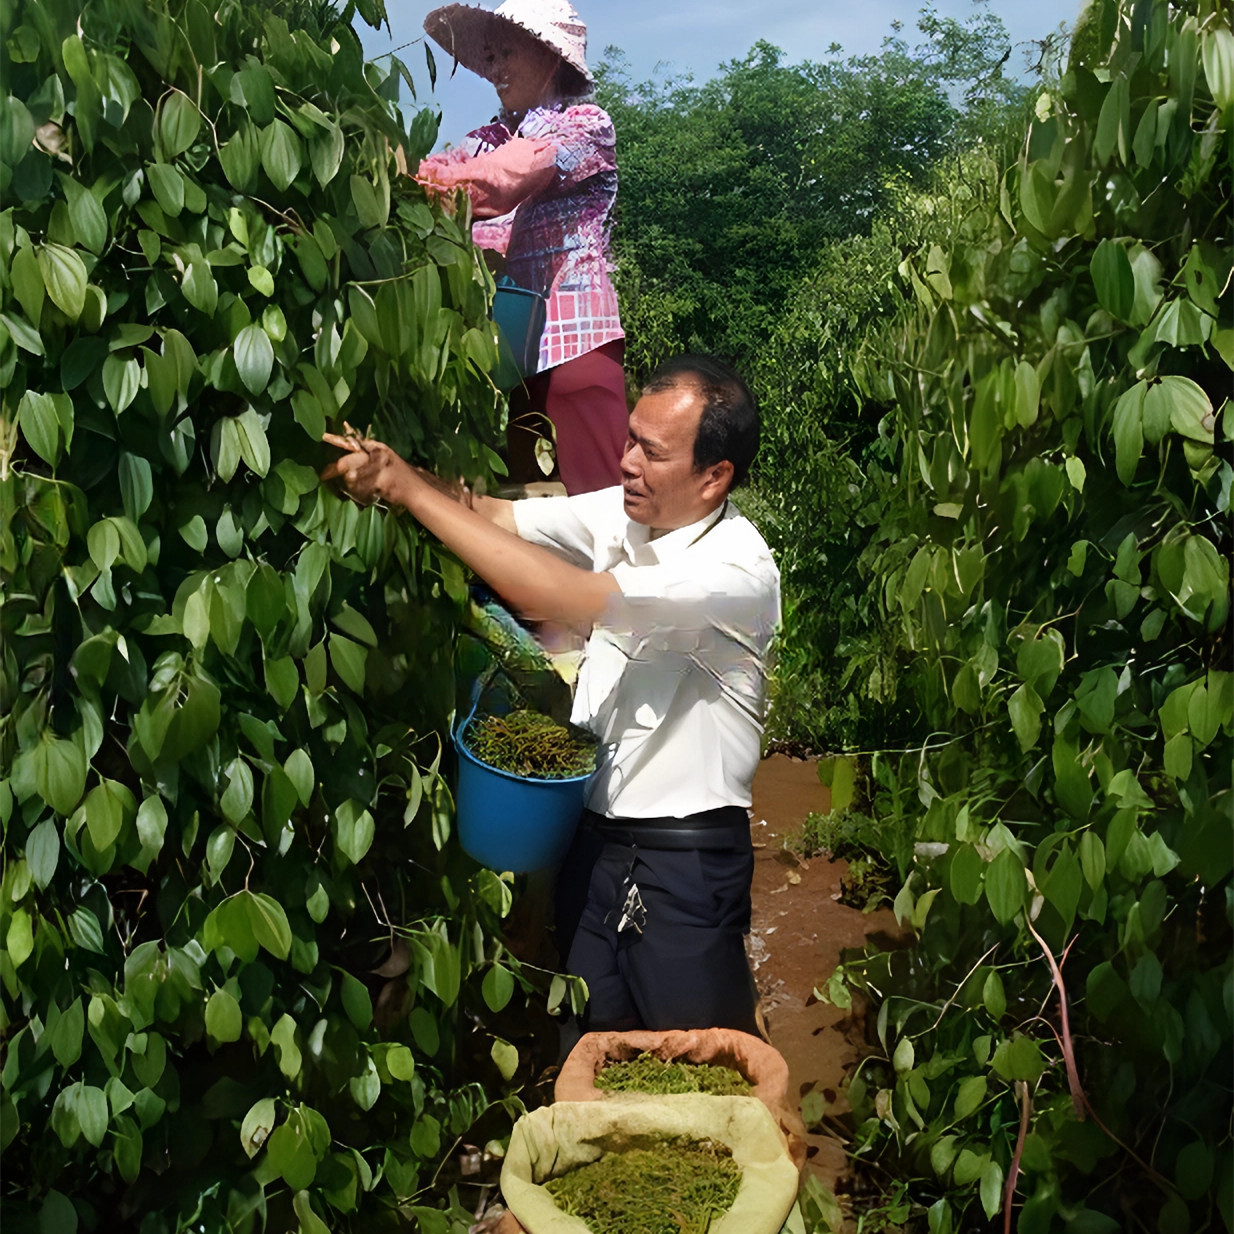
[420, 0, 627, 495]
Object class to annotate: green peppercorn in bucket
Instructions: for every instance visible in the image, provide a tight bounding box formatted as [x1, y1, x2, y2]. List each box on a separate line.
[453, 692, 594, 873]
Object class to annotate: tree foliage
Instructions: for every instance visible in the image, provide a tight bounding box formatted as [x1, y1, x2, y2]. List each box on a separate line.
[599, 8, 1034, 755]
[596, 4, 1025, 381]
[0, 1, 540, 1229]
[742, 222, 910, 750]
[823, 0, 1232, 1227]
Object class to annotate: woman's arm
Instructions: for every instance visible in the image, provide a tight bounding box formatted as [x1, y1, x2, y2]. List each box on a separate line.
[519, 104, 616, 188]
[417, 137, 557, 218]
[321, 434, 617, 625]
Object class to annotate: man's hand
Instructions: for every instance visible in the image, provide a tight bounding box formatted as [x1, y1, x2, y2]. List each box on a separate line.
[321, 427, 413, 508]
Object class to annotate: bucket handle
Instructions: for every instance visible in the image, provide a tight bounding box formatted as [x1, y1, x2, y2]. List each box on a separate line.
[454, 660, 508, 747]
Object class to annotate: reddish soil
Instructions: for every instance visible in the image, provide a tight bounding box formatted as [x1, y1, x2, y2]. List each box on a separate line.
[748, 754, 902, 1200]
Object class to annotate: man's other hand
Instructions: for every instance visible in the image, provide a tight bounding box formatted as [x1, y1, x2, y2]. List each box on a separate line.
[320, 427, 410, 507]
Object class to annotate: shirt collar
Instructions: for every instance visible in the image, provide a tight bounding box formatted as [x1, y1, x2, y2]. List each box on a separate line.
[622, 501, 729, 566]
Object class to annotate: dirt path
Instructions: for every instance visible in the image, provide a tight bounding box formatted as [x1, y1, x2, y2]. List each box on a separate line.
[748, 754, 901, 1200]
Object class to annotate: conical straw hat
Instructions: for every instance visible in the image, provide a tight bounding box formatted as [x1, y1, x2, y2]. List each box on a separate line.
[424, 0, 592, 93]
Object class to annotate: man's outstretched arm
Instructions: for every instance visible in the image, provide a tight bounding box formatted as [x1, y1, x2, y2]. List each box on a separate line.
[321, 433, 618, 626]
[404, 464, 518, 533]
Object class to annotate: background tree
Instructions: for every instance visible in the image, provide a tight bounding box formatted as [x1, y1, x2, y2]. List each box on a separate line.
[0, 1, 540, 1230]
[596, 8, 1032, 753]
[596, 3, 1025, 382]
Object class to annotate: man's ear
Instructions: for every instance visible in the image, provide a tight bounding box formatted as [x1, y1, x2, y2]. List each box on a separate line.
[701, 459, 734, 499]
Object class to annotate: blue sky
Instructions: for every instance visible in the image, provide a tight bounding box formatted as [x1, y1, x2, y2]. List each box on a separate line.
[358, 0, 1084, 148]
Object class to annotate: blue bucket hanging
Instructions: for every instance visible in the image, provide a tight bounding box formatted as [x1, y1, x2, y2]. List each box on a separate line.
[491, 276, 547, 391]
[453, 682, 589, 873]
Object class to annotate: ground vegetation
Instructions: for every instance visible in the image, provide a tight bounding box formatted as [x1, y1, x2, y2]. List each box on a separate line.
[596, 5, 1036, 750]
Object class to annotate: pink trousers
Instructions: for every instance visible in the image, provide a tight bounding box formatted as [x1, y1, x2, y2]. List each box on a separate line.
[510, 339, 628, 495]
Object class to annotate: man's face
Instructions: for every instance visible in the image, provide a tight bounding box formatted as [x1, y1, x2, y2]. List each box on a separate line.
[620, 384, 730, 530]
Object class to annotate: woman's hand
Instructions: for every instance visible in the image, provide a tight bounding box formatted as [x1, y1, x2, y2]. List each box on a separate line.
[415, 158, 465, 203]
[320, 426, 413, 508]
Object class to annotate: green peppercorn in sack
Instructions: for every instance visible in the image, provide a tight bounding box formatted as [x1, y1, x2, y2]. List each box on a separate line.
[544, 1136, 741, 1234]
[555, 1029, 808, 1171]
[593, 1054, 751, 1097]
[501, 1096, 799, 1234]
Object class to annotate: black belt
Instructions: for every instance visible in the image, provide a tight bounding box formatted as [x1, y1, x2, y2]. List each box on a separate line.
[583, 806, 750, 851]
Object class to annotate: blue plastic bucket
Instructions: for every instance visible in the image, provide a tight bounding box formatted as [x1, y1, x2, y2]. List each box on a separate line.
[491, 279, 547, 390]
[453, 718, 588, 873]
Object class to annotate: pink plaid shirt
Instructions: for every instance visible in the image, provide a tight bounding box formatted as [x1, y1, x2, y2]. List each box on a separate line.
[456, 104, 624, 372]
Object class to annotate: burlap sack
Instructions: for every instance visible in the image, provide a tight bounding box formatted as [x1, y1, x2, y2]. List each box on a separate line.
[554, 1029, 808, 1170]
[500, 1095, 800, 1234]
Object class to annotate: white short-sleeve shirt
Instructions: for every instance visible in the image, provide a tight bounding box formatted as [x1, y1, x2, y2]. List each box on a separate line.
[513, 487, 781, 819]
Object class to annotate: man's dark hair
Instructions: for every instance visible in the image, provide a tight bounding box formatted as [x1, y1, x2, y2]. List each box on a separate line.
[642, 354, 760, 488]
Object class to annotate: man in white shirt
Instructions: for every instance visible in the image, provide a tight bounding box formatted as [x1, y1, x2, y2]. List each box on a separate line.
[324, 355, 780, 1036]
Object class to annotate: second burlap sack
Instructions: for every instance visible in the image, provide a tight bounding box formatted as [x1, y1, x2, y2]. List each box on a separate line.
[554, 1028, 808, 1170]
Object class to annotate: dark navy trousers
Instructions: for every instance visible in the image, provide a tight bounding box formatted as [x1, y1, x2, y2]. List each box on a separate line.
[554, 810, 759, 1039]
